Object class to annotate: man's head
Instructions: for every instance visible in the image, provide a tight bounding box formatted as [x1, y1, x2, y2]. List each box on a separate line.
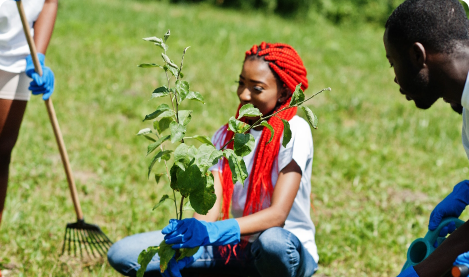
[384, 0, 469, 109]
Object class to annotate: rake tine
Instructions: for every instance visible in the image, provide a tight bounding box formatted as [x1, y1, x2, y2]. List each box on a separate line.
[101, 232, 114, 249]
[67, 227, 72, 255]
[84, 229, 100, 257]
[88, 230, 106, 257]
[89, 229, 103, 258]
[73, 227, 78, 257]
[97, 230, 113, 248]
[79, 228, 94, 259]
[61, 227, 68, 255]
[60, 220, 113, 259]
[85, 229, 99, 259]
[77, 228, 84, 258]
[96, 230, 111, 255]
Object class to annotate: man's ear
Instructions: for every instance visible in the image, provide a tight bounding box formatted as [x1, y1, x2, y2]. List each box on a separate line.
[409, 42, 427, 68]
[278, 87, 292, 104]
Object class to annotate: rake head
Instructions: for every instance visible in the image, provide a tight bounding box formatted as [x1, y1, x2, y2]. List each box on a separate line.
[61, 219, 113, 259]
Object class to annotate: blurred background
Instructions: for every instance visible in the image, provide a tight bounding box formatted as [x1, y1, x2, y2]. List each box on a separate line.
[1, 0, 469, 276]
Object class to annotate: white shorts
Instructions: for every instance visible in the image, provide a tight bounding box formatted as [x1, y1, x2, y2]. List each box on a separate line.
[0, 69, 31, 101]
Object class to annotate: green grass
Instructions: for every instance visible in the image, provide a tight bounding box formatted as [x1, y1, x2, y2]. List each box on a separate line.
[1, 0, 468, 276]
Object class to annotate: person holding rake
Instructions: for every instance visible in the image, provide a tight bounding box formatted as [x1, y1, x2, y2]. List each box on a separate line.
[108, 42, 319, 277]
[384, 0, 469, 276]
[0, 0, 57, 229]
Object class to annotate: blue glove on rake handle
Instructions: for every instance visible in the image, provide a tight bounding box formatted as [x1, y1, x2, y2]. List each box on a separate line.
[162, 247, 204, 277]
[25, 53, 55, 100]
[453, 252, 469, 277]
[429, 180, 469, 232]
[162, 218, 240, 249]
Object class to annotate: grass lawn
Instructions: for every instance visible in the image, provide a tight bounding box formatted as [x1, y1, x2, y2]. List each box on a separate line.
[1, 0, 468, 276]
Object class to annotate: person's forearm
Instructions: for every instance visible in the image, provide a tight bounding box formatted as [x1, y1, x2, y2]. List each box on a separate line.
[193, 207, 219, 222]
[237, 161, 301, 236]
[414, 220, 469, 276]
[33, 0, 58, 54]
[236, 206, 287, 236]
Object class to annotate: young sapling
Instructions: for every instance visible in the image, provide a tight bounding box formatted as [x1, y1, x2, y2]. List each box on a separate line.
[135, 30, 329, 275]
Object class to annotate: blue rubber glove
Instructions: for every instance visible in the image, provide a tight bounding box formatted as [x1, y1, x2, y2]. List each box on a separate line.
[25, 53, 55, 100]
[454, 251, 469, 267]
[432, 221, 456, 248]
[429, 180, 469, 231]
[398, 266, 419, 277]
[162, 247, 203, 277]
[162, 218, 240, 249]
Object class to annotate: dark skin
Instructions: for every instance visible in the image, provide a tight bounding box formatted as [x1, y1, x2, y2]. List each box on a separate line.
[384, 30, 469, 276]
[194, 57, 303, 236]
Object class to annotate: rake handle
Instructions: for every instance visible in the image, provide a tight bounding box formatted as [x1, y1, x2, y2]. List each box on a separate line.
[16, 0, 84, 220]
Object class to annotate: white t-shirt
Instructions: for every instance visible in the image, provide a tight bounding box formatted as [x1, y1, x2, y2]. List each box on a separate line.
[461, 71, 469, 159]
[210, 115, 319, 263]
[0, 0, 45, 73]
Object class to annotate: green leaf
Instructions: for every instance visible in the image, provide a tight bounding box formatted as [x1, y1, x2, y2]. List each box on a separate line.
[176, 80, 190, 102]
[138, 63, 163, 69]
[154, 173, 164, 184]
[143, 36, 163, 43]
[228, 117, 250, 133]
[161, 53, 172, 64]
[170, 122, 186, 143]
[143, 104, 170, 121]
[162, 53, 178, 69]
[163, 30, 170, 42]
[164, 64, 179, 77]
[223, 149, 248, 185]
[186, 91, 205, 104]
[158, 110, 176, 119]
[143, 135, 156, 142]
[155, 117, 174, 134]
[137, 128, 156, 142]
[174, 143, 192, 170]
[233, 133, 255, 157]
[178, 110, 192, 126]
[260, 121, 274, 143]
[281, 119, 292, 148]
[159, 110, 176, 119]
[177, 246, 200, 261]
[137, 246, 159, 277]
[176, 164, 205, 197]
[289, 83, 305, 106]
[189, 172, 216, 215]
[148, 150, 173, 178]
[147, 135, 171, 156]
[137, 128, 152, 136]
[238, 103, 262, 119]
[151, 86, 170, 98]
[301, 106, 318, 129]
[170, 164, 179, 190]
[154, 42, 168, 52]
[185, 135, 214, 146]
[158, 240, 176, 273]
[152, 194, 171, 210]
[194, 144, 223, 172]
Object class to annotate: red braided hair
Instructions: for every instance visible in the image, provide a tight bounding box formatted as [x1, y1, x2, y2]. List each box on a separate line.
[217, 42, 308, 260]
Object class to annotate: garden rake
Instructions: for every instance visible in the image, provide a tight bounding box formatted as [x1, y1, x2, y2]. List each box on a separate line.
[16, 0, 113, 258]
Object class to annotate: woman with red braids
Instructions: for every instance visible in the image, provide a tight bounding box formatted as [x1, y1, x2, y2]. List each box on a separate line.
[108, 42, 319, 277]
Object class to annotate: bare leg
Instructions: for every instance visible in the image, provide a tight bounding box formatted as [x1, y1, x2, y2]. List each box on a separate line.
[414, 220, 469, 277]
[0, 99, 27, 228]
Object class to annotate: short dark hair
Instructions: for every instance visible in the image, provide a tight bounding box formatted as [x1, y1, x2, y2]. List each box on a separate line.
[385, 0, 469, 53]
